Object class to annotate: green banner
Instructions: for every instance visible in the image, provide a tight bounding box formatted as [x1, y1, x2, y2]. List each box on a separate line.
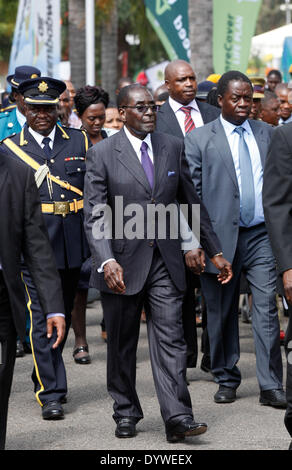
[144, 0, 190, 62]
[213, 0, 262, 74]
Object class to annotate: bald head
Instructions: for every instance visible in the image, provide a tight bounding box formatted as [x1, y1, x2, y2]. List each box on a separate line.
[164, 60, 197, 105]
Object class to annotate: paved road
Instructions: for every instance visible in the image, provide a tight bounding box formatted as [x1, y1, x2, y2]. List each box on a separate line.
[5, 299, 290, 451]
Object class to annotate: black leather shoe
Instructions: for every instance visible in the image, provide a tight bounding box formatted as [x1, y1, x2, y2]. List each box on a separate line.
[42, 401, 64, 420]
[73, 345, 91, 364]
[259, 389, 287, 409]
[214, 385, 237, 403]
[166, 418, 207, 443]
[115, 417, 136, 438]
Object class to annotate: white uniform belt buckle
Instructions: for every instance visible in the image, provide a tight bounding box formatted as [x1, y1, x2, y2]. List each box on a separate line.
[53, 201, 70, 217]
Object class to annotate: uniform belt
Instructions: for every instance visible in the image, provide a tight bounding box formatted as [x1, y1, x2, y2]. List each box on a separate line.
[41, 199, 83, 217]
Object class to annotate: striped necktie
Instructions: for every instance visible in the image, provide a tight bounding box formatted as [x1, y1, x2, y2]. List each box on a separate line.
[180, 106, 195, 134]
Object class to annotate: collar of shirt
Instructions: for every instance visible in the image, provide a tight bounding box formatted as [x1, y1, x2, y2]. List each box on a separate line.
[220, 114, 252, 137]
[279, 114, 292, 125]
[124, 125, 153, 163]
[28, 126, 56, 149]
[168, 96, 200, 114]
[16, 108, 26, 128]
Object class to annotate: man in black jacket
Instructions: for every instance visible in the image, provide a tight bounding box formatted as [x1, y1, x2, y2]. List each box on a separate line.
[156, 60, 220, 370]
[0, 152, 65, 450]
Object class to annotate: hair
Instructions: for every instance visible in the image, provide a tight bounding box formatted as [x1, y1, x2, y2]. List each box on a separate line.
[156, 91, 169, 102]
[74, 85, 109, 116]
[261, 91, 278, 109]
[206, 87, 220, 108]
[117, 83, 148, 108]
[217, 70, 252, 98]
[267, 69, 282, 81]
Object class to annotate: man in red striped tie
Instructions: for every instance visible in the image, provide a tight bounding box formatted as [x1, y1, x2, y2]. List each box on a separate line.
[156, 59, 220, 373]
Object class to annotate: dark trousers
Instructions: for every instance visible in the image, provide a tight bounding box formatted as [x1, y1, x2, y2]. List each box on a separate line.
[0, 272, 17, 450]
[101, 249, 193, 427]
[21, 265, 80, 406]
[201, 224, 283, 390]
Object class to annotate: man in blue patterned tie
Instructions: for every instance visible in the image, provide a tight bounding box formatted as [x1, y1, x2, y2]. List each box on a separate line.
[84, 83, 232, 442]
[185, 70, 285, 408]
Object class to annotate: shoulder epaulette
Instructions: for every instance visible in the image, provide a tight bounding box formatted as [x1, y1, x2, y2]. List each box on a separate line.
[0, 104, 16, 113]
[0, 133, 16, 144]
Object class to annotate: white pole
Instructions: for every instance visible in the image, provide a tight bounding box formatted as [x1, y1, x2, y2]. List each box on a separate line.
[86, 0, 95, 85]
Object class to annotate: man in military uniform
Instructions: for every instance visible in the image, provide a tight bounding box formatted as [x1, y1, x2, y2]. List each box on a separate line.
[2, 77, 90, 420]
[0, 66, 41, 140]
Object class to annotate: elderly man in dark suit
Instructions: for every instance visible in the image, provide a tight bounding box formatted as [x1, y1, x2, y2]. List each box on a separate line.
[0, 152, 65, 450]
[84, 83, 232, 442]
[156, 59, 220, 371]
[185, 70, 285, 407]
[263, 123, 292, 446]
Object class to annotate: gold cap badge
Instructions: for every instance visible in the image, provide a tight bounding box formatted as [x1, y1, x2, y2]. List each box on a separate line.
[38, 81, 49, 93]
[31, 73, 38, 79]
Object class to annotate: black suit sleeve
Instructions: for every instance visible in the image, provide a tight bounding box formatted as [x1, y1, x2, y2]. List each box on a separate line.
[21, 166, 65, 314]
[263, 125, 292, 273]
[176, 140, 222, 258]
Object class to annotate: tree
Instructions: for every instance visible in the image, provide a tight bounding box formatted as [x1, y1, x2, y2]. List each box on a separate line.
[68, 0, 86, 88]
[188, 0, 213, 82]
[100, 0, 118, 102]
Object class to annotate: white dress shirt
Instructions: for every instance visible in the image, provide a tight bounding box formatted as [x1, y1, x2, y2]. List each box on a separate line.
[220, 115, 264, 227]
[168, 96, 204, 135]
[16, 108, 26, 128]
[29, 126, 56, 149]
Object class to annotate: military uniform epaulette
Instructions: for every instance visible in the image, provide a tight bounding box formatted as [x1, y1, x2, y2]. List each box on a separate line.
[0, 104, 16, 114]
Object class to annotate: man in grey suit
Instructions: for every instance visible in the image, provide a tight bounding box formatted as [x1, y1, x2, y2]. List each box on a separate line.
[84, 84, 232, 442]
[185, 70, 285, 407]
[156, 59, 220, 370]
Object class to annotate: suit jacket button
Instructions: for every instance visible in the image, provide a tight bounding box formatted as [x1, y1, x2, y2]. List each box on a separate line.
[50, 158, 55, 163]
[151, 198, 155, 203]
[61, 194, 65, 199]
[149, 241, 154, 247]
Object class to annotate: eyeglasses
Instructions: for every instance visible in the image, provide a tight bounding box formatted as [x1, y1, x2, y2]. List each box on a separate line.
[122, 104, 159, 114]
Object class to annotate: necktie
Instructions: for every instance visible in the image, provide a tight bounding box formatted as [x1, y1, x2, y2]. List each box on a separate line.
[234, 127, 255, 225]
[180, 106, 195, 134]
[140, 141, 154, 189]
[42, 137, 52, 160]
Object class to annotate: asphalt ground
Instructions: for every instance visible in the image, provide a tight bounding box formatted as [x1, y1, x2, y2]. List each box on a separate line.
[5, 298, 291, 455]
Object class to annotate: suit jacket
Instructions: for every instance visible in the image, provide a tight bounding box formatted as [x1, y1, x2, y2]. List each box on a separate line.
[84, 128, 221, 295]
[185, 117, 274, 273]
[263, 123, 292, 273]
[156, 99, 221, 139]
[3, 124, 90, 269]
[0, 151, 64, 340]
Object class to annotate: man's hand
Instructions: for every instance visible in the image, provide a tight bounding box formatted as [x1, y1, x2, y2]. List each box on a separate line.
[210, 255, 233, 284]
[104, 260, 126, 294]
[283, 269, 292, 304]
[185, 248, 206, 274]
[46, 316, 66, 349]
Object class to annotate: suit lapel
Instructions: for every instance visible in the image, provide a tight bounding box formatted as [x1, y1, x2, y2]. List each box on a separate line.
[20, 125, 46, 160]
[151, 132, 168, 193]
[248, 119, 267, 167]
[115, 129, 152, 195]
[51, 125, 69, 158]
[159, 101, 184, 139]
[211, 118, 239, 191]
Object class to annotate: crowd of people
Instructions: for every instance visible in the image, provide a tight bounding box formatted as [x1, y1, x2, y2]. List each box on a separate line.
[1, 59, 292, 450]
